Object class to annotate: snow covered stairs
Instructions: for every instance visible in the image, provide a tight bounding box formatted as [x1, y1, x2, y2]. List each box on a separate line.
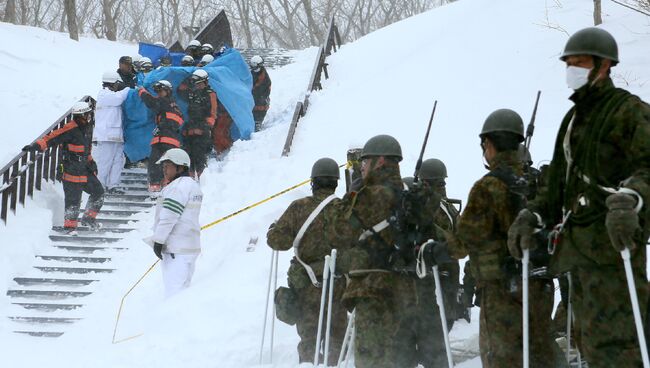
[5, 168, 153, 337]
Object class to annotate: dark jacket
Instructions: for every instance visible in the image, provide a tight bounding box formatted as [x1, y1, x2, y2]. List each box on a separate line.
[251, 66, 272, 110]
[177, 78, 217, 128]
[139, 88, 184, 147]
[117, 68, 137, 88]
[35, 118, 96, 182]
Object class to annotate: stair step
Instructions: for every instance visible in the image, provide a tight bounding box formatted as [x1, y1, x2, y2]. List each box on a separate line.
[93, 217, 138, 225]
[121, 170, 147, 177]
[120, 178, 148, 185]
[34, 266, 114, 274]
[53, 245, 126, 253]
[9, 316, 82, 324]
[36, 255, 111, 263]
[51, 226, 135, 234]
[13, 277, 97, 287]
[103, 201, 154, 208]
[7, 289, 92, 299]
[13, 302, 83, 311]
[49, 235, 122, 243]
[14, 331, 65, 337]
[98, 209, 141, 216]
[104, 193, 152, 201]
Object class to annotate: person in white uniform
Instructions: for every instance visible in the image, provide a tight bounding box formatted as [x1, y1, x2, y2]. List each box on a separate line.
[94, 71, 130, 194]
[151, 148, 202, 298]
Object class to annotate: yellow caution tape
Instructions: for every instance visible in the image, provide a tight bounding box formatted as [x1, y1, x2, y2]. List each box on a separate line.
[112, 163, 344, 344]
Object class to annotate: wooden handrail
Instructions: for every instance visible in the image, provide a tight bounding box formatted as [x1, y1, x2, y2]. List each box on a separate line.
[0, 95, 95, 224]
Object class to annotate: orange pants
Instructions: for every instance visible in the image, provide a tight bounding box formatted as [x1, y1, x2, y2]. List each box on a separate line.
[212, 115, 232, 154]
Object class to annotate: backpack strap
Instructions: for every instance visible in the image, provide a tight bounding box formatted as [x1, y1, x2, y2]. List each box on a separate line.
[292, 194, 338, 287]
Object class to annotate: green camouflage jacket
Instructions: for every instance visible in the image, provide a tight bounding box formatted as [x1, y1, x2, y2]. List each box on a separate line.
[457, 151, 523, 283]
[530, 78, 650, 270]
[329, 163, 417, 304]
[267, 188, 341, 286]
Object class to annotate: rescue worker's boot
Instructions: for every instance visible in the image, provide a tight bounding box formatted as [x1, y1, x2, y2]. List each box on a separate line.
[81, 216, 102, 231]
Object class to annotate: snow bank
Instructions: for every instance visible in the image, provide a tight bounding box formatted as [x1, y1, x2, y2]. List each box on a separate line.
[1, 0, 649, 367]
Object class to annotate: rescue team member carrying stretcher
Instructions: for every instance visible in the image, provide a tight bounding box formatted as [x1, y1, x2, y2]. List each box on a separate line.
[137, 80, 184, 193]
[23, 101, 104, 235]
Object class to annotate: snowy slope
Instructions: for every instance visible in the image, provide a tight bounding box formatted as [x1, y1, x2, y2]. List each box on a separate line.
[0, 23, 137, 164]
[1, 0, 650, 367]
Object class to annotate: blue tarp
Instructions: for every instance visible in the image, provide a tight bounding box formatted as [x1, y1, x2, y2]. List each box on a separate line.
[123, 47, 254, 162]
[139, 42, 168, 67]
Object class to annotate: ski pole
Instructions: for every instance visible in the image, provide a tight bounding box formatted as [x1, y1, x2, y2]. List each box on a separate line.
[324, 249, 337, 366]
[523, 249, 530, 368]
[344, 322, 356, 368]
[270, 249, 279, 363]
[259, 250, 277, 364]
[621, 247, 650, 368]
[337, 309, 355, 368]
[314, 255, 331, 366]
[566, 272, 573, 364]
[432, 265, 454, 367]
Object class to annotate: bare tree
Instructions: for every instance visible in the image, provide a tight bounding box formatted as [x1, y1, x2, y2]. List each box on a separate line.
[63, 0, 78, 40]
[102, 0, 125, 41]
[594, 0, 602, 25]
[4, 0, 17, 23]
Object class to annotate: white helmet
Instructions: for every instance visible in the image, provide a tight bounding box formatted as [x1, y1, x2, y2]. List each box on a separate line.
[181, 55, 195, 65]
[153, 80, 173, 92]
[102, 71, 123, 84]
[132, 54, 142, 62]
[250, 55, 263, 68]
[140, 57, 152, 65]
[154, 41, 165, 47]
[72, 101, 92, 115]
[192, 69, 209, 80]
[156, 148, 191, 167]
[188, 39, 201, 48]
[200, 54, 214, 64]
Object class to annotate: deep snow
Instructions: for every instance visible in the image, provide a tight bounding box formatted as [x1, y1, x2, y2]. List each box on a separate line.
[1, 0, 649, 367]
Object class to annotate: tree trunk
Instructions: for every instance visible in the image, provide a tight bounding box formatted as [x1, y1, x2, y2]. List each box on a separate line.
[64, 0, 79, 41]
[594, 0, 602, 25]
[103, 0, 117, 41]
[4, 0, 17, 24]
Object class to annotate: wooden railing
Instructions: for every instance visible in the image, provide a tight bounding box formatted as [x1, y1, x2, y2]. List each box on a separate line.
[281, 17, 342, 156]
[0, 96, 96, 224]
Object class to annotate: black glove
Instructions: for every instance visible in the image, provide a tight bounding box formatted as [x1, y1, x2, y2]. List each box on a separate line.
[605, 193, 641, 251]
[421, 240, 455, 265]
[154, 242, 163, 260]
[89, 160, 98, 175]
[22, 143, 39, 152]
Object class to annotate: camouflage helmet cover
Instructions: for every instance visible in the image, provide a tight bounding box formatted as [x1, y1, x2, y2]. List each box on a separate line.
[420, 158, 447, 180]
[560, 27, 619, 65]
[480, 108, 525, 142]
[360, 134, 403, 161]
[311, 157, 340, 179]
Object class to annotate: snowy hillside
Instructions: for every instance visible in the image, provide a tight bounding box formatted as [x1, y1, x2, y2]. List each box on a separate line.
[0, 23, 138, 164]
[1, 0, 650, 367]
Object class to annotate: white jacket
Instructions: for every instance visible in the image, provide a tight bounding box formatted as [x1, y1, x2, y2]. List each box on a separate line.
[93, 87, 130, 142]
[152, 176, 203, 254]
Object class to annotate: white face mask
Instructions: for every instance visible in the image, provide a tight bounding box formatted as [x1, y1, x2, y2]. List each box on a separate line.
[566, 66, 591, 90]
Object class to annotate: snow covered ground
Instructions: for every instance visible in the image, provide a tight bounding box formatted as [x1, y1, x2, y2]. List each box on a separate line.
[1, 0, 650, 367]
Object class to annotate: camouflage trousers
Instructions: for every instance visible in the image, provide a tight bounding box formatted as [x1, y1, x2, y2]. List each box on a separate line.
[479, 278, 557, 368]
[571, 263, 648, 367]
[394, 277, 448, 368]
[354, 297, 399, 368]
[295, 282, 347, 364]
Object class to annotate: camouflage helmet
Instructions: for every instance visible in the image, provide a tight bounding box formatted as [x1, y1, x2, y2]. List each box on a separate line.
[310, 157, 340, 179]
[420, 158, 447, 180]
[480, 109, 524, 142]
[560, 27, 619, 65]
[360, 135, 403, 161]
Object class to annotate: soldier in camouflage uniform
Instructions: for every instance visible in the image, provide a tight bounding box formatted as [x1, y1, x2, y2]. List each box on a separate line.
[509, 28, 650, 367]
[266, 158, 347, 364]
[422, 158, 462, 324]
[455, 109, 556, 367]
[329, 135, 421, 368]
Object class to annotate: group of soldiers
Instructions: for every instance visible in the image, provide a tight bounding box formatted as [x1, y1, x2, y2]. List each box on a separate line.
[266, 27, 650, 368]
